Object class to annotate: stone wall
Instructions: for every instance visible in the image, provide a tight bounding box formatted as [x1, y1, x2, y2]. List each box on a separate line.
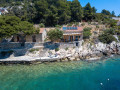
[0, 42, 43, 50]
[43, 42, 77, 50]
[59, 42, 76, 49]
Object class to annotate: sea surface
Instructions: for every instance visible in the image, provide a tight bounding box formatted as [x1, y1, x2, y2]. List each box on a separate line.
[0, 56, 120, 90]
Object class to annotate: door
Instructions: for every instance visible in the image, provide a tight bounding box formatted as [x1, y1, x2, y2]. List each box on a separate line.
[70, 36, 73, 42]
[32, 35, 36, 42]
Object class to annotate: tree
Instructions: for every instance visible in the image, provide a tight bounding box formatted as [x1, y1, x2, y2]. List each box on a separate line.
[47, 29, 63, 42]
[70, 0, 83, 22]
[35, 0, 49, 24]
[83, 3, 93, 21]
[0, 16, 37, 46]
[111, 11, 115, 17]
[57, 0, 71, 24]
[92, 7, 97, 13]
[83, 27, 92, 39]
[0, 16, 21, 39]
[101, 9, 111, 16]
[118, 14, 120, 17]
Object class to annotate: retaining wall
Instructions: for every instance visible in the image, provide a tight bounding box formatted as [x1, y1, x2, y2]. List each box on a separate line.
[0, 42, 43, 50]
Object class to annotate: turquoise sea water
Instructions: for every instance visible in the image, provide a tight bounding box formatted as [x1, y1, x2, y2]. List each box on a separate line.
[0, 57, 120, 90]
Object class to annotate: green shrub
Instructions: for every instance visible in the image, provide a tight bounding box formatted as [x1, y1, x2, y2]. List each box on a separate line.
[83, 27, 92, 39]
[88, 22, 91, 25]
[29, 49, 39, 53]
[47, 29, 63, 42]
[48, 51, 52, 54]
[104, 28, 115, 35]
[74, 22, 79, 26]
[98, 33, 116, 44]
[65, 47, 68, 51]
[73, 46, 75, 49]
[67, 23, 73, 26]
[96, 25, 99, 28]
[55, 25, 61, 28]
[55, 48, 59, 52]
[39, 23, 45, 28]
[81, 23, 85, 26]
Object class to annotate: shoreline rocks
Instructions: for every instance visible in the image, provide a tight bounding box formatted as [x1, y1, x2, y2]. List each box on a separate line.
[0, 41, 120, 65]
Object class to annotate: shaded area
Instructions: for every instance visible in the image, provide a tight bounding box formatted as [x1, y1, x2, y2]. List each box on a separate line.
[0, 42, 40, 59]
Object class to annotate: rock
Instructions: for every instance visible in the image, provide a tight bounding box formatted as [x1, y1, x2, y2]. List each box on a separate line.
[76, 58, 80, 61]
[96, 52, 103, 57]
[69, 57, 75, 61]
[61, 58, 68, 62]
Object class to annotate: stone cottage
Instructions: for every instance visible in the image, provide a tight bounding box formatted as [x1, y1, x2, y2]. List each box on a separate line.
[13, 28, 47, 43]
[61, 25, 83, 42]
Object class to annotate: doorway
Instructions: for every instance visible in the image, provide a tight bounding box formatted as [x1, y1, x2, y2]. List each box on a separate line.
[32, 35, 36, 42]
[70, 36, 73, 42]
[17, 36, 20, 42]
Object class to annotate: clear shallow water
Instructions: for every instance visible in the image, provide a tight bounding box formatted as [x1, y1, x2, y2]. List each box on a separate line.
[0, 57, 120, 90]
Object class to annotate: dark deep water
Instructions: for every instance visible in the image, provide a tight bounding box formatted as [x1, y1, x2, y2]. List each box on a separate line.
[0, 56, 120, 90]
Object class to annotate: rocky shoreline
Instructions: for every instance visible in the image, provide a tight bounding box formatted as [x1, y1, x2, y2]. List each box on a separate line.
[0, 41, 120, 65]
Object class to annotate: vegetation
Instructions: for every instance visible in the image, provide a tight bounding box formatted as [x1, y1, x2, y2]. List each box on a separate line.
[29, 48, 39, 53]
[83, 27, 92, 39]
[39, 23, 45, 28]
[0, 0, 120, 45]
[0, 0, 117, 27]
[98, 28, 117, 44]
[65, 47, 68, 51]
[98, 33, 116, 44]
[0, 16, 38, 45]
[47, 29, 63, 42]
[55, 48, 59, 52]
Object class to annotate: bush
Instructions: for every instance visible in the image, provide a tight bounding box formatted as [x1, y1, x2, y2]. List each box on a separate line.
[67, 23, 73, 26]
[29, 48, 39, 53]
[83, 27, 92, 39]
[55, 48, 59, 52]
[88, 22, 91, 25]
[65, 47, 68, 51]
[39, 23, 45, 28]
[81, 23, 85, 26]
[74, 22, 79, 26]
[55, 25, 61, 28]
[47, 29, 63, 42]
[96, 25, 99, 28]
[98, 33, 116, 44]
[104, 28, 115, 35]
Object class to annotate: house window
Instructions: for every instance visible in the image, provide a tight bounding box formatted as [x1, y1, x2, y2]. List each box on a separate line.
[76, 36, 78, 39]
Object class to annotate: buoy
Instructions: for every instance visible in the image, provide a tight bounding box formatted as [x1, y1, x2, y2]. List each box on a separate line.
[100, 83, 103, 85]
[108, 78, 109, 81]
